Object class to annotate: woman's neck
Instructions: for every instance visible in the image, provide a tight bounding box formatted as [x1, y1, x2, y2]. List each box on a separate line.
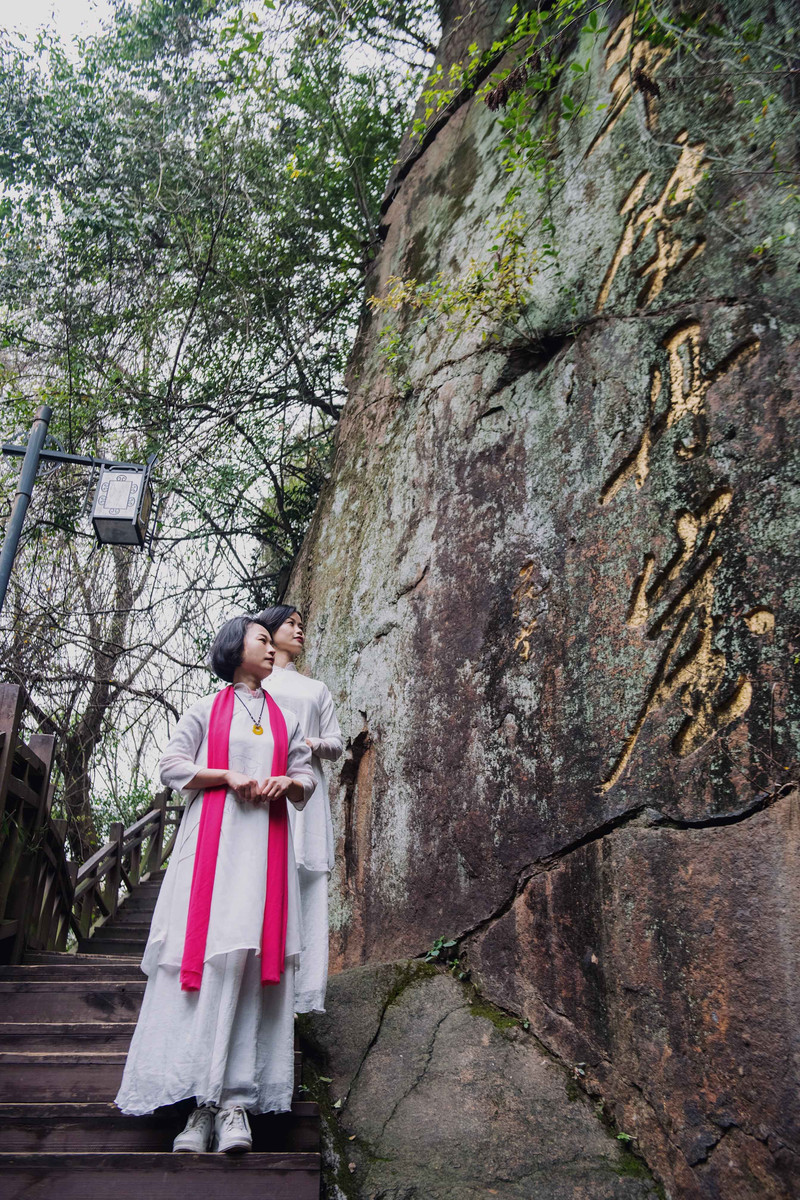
[272, 648, 297, 669]
[232, 670, 264, 693]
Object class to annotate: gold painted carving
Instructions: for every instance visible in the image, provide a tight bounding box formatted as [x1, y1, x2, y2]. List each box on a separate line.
[743, 607, 775, 635]
[599, 322, 760, 506]
[597, 322, 764, 789]
[595, 132, 707, 312]
[514, 619, 538, 662]
[587, 15, 670, 157]
[511, 562, 546, 662]
[598, 489, 753, 792]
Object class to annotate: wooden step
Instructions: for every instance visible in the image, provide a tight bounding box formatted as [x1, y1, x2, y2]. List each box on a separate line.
[77, 938, 146, 957]
[109, 909, 156, 925]
[111, 909, 156, 925]
[128, 875, 165, 889]
[0, 1051, 128, 1102]
[0, 1101, 320, 1152]
[0, 981, 145, 1022]
[19, 953, 142, 968]
[0, 1023, 136, 1051]
[115, 896, 159, 912]
[0, 960, 144, 982]
[91, 923, 152, 938]
[0, 1051, 303, 1102]
[0, 1151, 321, 1199]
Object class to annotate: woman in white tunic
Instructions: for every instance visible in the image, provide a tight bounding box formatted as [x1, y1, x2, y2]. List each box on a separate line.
[115, 615, 316, 1154]
[258, 605, 342, 1014]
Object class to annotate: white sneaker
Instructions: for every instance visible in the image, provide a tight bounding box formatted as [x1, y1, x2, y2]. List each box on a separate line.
[172, 1104, 216, 1153]
[215, 1105, 252, 1153]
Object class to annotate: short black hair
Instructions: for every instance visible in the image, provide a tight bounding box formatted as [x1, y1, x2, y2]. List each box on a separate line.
[253, 604, 301, 640]
[208, 615, 270, 682]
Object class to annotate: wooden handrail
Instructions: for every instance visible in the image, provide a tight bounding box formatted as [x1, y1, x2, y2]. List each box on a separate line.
[70, 793, 184, 943]
[0, 683, 184, 961]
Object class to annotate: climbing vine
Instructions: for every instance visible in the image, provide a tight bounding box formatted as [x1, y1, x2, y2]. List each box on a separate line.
[369, 208, 542, 375]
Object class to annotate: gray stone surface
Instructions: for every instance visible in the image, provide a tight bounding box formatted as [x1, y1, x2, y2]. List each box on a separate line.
[289, 1, 800, 1195]
[303, 961, 660, 1200]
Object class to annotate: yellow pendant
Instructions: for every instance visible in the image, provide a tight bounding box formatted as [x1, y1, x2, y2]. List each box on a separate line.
[253, 723, 264, 735]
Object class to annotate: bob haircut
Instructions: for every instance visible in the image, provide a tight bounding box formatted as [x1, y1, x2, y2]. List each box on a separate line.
[253, 604, 301, 640]
[208, 614, 270, 683]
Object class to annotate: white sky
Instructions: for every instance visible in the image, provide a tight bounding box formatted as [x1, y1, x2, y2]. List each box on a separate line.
[0, 0, 113, 45]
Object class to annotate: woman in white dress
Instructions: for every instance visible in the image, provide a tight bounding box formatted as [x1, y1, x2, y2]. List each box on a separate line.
[257, 605, 342, 1014]
[115, 615, 316, 1155]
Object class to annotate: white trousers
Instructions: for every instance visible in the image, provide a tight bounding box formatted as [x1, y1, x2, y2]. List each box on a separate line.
[115, 949, 296, 1115]
[295, 866, 329, 1014]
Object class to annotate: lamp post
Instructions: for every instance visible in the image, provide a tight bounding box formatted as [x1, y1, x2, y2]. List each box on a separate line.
[0, 407, 158, 617]
[0, 405, 53, 617]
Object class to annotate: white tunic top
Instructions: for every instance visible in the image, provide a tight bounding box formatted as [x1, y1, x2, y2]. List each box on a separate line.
[265, 664, 342, 873]
[144, 684, 316, 975]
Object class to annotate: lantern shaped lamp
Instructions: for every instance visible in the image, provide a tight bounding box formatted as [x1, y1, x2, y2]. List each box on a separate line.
[91, 463, 154, 548]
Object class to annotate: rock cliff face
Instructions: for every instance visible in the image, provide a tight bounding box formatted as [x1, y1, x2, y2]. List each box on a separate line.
[291, 2, 800, 1197]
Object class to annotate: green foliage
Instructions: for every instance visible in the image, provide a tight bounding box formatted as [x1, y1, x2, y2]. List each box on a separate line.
[0, 0, 439, 602]
[369, 207, 541, 375]
[84, 779, 156, 844]
[0, 0, 440, 852]
[423, 934, 469, 979]
[411, 0, 601, 149]
[423, 934, 458, 961]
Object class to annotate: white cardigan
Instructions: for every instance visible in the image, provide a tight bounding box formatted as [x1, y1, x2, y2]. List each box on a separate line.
[142, 685, 316, 975]
[265, 664, 342, 873]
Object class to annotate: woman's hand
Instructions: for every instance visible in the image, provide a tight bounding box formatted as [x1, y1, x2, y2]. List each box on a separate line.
[224, 770, 261, 803]
[258, 775, 294, 801]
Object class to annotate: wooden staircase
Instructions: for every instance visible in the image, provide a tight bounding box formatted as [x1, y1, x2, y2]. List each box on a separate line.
[0, 873, 322, 1198]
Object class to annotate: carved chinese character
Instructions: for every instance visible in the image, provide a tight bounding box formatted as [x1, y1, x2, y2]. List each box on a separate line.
[596, 132, 707, 312]
[511, 562, 547, 662]
[598, 489, 753, 792]
[600, 322, 759, 506]
[587, 15, 670, 157]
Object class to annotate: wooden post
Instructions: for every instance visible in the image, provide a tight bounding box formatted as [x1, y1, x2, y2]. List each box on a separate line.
[43, 819, 70, 950]
[0, 686, 26, 959]
[129, 828, 142, 886]
[76, 881, 94, 940]
[145, 790, 168, 877]
[0, 685, 24, 832]
[104, 822, 124, 922]
[8, 732, 55, 964]
[62, 860, 78, 950]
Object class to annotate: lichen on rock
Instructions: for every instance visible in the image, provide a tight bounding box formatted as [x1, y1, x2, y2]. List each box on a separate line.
[289, 1, 800, 1196]
[301, 959, 662, 1199]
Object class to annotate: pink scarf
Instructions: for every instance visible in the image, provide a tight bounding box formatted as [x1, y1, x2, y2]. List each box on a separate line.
[180, 684, 289, 991]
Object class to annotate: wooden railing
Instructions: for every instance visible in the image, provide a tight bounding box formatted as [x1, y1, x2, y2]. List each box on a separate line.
[0, 685, 60, 963]
[0, 683, 183, 963]
[72, 794, 183, 942]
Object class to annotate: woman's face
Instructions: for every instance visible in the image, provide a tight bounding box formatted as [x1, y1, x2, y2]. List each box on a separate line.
[239, 622, 276, 681]
[272, 611, 305, 657]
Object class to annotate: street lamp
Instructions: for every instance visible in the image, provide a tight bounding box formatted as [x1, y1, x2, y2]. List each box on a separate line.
[0, 405, 159, 616]
[91, 464, 155, 548]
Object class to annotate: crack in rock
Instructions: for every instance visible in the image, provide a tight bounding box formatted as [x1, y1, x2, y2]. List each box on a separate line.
[342, 968, 419, 1106]
[447, 782, 796, 952]
[377, 1005, 466, 1140]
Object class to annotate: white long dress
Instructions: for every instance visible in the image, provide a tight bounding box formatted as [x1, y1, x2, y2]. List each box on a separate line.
[115, 684, 316, 1116]
[265, 664, 342, 1013]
